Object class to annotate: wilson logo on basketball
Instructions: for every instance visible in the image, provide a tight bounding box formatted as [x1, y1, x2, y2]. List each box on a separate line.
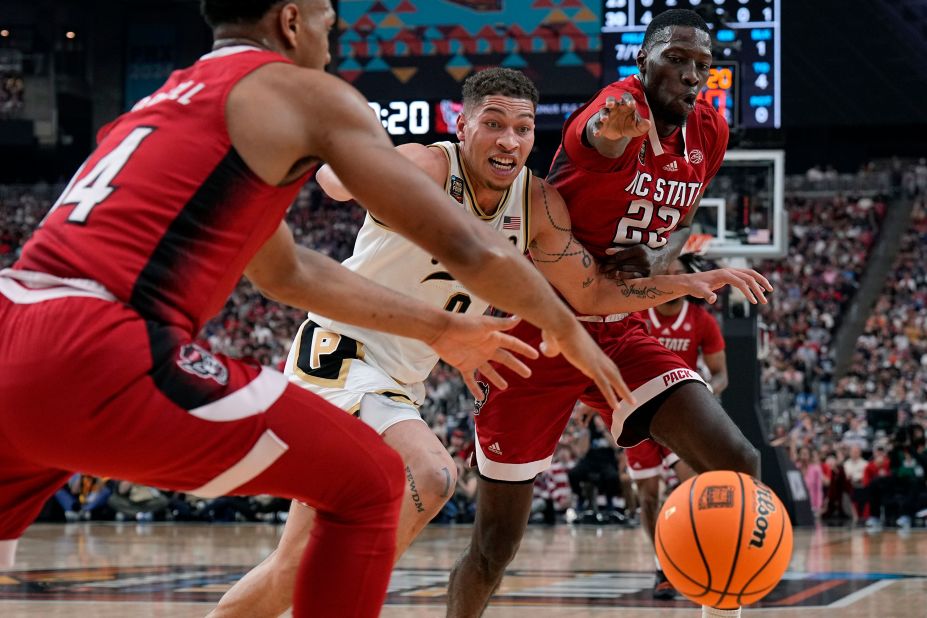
[749, 485, 778, 549]
[697, 485, 735, 509]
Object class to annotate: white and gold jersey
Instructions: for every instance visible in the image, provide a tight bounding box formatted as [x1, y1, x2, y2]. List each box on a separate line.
[301, 141, 531, 389]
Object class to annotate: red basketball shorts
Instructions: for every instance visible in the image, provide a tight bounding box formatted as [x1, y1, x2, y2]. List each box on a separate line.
[625, 438, 680, 480]
[0, 272, 401, 546]
[473, 315, 704, 482]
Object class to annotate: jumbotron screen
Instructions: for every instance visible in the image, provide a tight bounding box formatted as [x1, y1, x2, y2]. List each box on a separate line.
[336, 0, 603, 101]
[601, 0, 781, 128]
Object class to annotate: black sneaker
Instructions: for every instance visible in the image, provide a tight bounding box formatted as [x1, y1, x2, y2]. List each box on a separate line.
[653, 569, 676, 600]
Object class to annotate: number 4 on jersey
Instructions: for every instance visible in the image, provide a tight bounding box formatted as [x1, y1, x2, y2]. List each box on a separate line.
[42, 127, 155, 226]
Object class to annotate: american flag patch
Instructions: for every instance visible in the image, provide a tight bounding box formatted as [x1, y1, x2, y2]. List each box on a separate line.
[502, 216, 521, 230]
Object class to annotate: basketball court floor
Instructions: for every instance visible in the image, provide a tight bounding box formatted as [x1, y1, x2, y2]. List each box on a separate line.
[1, 523, 924, 617]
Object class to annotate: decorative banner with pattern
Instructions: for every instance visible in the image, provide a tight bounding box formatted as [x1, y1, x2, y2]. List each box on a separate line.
[337, 0, 602, 99]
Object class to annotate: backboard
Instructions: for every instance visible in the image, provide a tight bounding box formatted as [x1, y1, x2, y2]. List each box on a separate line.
[692, 150, 787, 259]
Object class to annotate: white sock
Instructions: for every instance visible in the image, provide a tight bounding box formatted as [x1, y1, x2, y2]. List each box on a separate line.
[654, 555, 662, 571]
[702, 607, 741, 617]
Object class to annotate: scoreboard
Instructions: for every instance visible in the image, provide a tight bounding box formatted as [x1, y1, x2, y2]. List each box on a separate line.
[601, 0, 781, 128]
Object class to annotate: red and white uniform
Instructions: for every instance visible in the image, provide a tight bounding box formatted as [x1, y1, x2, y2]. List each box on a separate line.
[625, 300, 725, 479]
[643, 300, 725, 371]
[473, 76, 728, 482]
[0, 47, 401, 613]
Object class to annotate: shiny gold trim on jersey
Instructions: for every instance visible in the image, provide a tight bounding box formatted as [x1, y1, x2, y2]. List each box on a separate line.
[454, 144, 509, 221]
[372, 390, 418, 408]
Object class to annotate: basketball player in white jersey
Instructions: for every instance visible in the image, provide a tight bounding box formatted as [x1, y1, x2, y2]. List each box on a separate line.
[209, 68, 770, 617]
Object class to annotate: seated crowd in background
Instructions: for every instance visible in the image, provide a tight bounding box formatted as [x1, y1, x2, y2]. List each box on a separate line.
[2, 159, 925, 527]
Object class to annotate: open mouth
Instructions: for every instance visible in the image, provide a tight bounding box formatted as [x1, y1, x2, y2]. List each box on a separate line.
[489, 156, 517, 172]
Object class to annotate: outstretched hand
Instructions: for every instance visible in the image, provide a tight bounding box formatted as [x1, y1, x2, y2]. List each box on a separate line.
[428, 314, 538, 399]
[591, 92, 652, 141]
[682, 268, 774, 304]
[540, 321, 635, 411]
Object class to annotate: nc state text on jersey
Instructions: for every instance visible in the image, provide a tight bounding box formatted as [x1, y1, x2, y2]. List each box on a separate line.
[624, 171, 704, 209]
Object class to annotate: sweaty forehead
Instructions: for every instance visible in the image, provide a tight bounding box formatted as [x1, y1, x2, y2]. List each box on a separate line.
[473, 95, 535, 117]
[650, 25, 712, 53]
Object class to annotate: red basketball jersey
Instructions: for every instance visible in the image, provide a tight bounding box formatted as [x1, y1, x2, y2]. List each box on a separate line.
[15, 47, 307, 334]
[640, 300, 724, 370]
[547, 75, 728, 259]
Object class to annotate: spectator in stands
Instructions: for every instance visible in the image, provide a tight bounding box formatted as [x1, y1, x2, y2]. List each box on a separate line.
[843, 445, 869, 521]
[531, 444, 574, 525]
[796, 446, 824, 518]
[863, 446, 892, 527]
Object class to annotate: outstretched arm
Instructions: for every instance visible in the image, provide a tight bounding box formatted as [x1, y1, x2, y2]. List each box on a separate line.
[317, 142, 448, 201]
[527, 179, 772, 315]
[245, 223, 536, 396]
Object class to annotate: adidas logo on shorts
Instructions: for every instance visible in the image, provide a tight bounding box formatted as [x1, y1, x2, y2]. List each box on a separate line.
[488, 442, 503, 455]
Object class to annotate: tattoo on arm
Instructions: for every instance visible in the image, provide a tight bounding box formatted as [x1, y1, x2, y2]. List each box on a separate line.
[582, 277, 594, 288]
[616, 278, 671, 300]
[406, 465, 426, 513]
[440, 466, 452, 498]
[530, 183, 594, 266]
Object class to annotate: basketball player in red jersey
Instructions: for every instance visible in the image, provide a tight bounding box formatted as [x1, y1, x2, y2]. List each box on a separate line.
[0, 0, 640, 615]
[448, 10, 758, 618]
[626, 255, 728, 600]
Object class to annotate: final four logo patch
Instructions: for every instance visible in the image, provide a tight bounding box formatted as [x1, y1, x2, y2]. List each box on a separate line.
[449, 175, 464, 203]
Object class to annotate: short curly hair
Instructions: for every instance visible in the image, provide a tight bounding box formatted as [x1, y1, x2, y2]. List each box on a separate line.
[461, 68, 539, 112]
[642, 9, 710, 51]
[200, 0, 284, 28]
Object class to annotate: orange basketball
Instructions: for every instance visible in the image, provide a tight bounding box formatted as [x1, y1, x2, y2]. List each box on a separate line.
[654, 470, 793, 609]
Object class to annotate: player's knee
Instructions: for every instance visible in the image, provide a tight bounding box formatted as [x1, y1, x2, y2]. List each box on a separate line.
[406, 449, 457, 516]
[638, 479, 660, 506]
[475, 519, 523, 572]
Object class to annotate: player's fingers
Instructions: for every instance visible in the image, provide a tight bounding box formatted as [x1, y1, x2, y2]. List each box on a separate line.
[736, 270, 768, 304]
[484, 327, 538, 360]
[491, 348, 532, 379]
[593, 374, 621, 412]
[607, 365, 635, 405]
[604, 96, 618, 108]
[728, 274, 758, 304]
[478, 314, 522, 331]
[540, 331, 561, 357]
[479, 363, 509, 391]
[620, 92, 635, 106]
[693, 282, 716, 302]
[462, 371, 482, 399]
[739, 268, 774, 292]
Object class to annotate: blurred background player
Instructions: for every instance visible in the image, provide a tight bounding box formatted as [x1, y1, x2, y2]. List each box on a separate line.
[211, 66, 767, 618]
[626, 253, 729, 599]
